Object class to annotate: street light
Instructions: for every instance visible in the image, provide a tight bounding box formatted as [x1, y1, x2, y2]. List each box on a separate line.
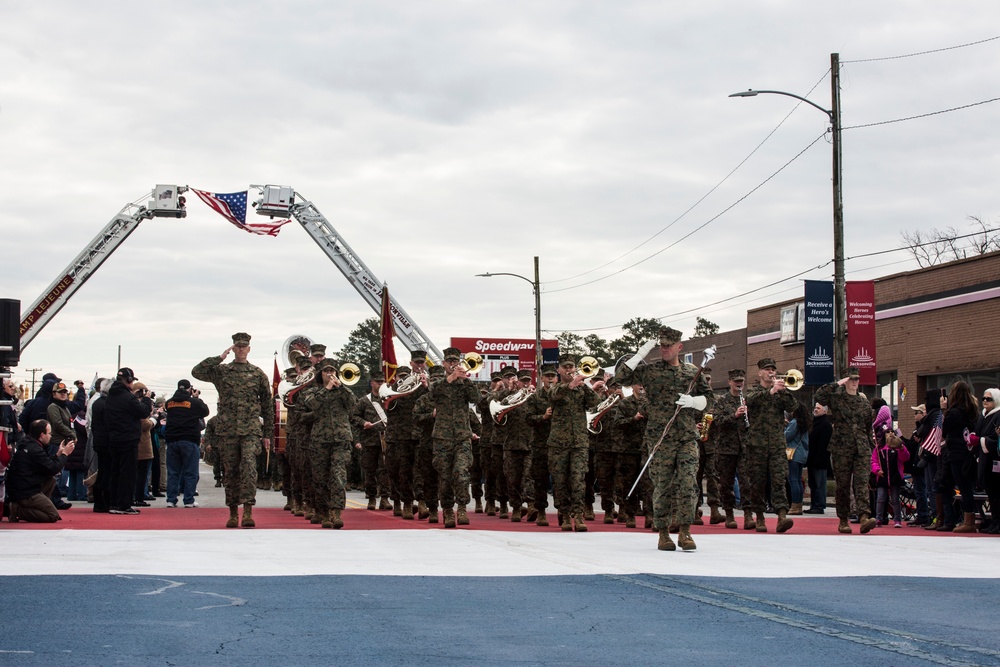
[729, 52, 846, 378]
[475, 256, 543, 374]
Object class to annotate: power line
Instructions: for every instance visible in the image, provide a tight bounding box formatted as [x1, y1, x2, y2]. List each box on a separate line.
[543, 131, 828, 295]
[549, 226, 1000, 334]
[544, 70, 831, 285]
[842, 34, 1000, 64]
[843, 96, 1000, 130]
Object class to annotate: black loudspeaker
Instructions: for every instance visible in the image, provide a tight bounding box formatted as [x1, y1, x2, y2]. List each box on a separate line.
[0, 299, 20, 367]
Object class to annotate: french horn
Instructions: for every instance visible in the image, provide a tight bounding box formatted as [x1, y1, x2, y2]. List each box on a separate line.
[489, 388, 533, 425]
[586, 394, 621, 434]
[378, 372, 424, 409]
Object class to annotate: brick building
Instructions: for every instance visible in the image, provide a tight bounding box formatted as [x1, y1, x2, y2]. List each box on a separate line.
[674, 250, 1000, 431]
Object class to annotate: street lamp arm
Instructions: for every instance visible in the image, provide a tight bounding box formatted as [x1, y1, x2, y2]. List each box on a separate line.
[475, 271, 535, 288]
[729, 89, 832, 121]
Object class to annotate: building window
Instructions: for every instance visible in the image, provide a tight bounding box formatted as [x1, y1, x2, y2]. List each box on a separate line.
[925, 370, 1000, 404]
[876, 371, 899, 425]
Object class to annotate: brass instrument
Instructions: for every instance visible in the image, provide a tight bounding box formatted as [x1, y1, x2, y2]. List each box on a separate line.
[459, 351, 484, 376]
[278, 334, 315, 408]
[378, 372, 424, 409]
[776, 368, 804, 391]
[586, 394, 621, 434]
[697, 412, 714, 442]
[489, 388, 533, 425]
[339, 362, 362, 386]
[578, 356, 601, 378]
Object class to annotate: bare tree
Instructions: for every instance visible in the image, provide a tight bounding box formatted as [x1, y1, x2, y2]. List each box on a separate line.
[900, 217, 1000, 267]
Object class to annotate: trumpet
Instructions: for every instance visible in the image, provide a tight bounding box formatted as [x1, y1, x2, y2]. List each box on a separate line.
[339, 362, 362, 386]
[775, 368, 804, 391]
[458, 351, 484, 376]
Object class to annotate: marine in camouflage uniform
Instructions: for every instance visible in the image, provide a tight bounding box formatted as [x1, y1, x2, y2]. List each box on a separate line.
[496, 369, 534, 522]
[412, 365, 445, 521]
[743, 358, 797, 533]
[616, 328, 714, 551]
[524, 365, 556, 526]
[476, 371, 503, 514]
[428, 347, 480, 527]
[814, 367, 877, 534]
[710, 369, 756, 529]
[384, 355, 428, 520]
[351, 373, 390, 510]
[695, 389, 725, 526]
[545, 354, 603, 531]
[192, 332, 275, 528]
[287, 357, 316, 518]
[604, 381, 642, 527]
[298, 359, 357, 529]
[490, 368, 517, 518]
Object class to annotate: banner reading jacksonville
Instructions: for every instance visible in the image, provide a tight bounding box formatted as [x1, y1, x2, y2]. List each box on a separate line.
[803, 280, 835, 385]
[846, 280, 877, 385]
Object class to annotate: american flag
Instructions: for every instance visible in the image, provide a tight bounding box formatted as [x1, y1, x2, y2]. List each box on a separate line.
[191, 189, 291, 237]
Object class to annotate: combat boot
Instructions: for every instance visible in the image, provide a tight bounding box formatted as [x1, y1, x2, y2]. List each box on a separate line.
[678, 525, 697, 551]
[776, 509, 794, 533]
[283, 500, 292, 512]
[417, 501, 429, 519]
[428, 508, 439, 524]
[393, 500, 402, 517]
[474, 498, 484, 514]
[525, 505, 538, 523]
[536, 511, 549, 527]
[724, 509, 737, 530]
[603, 509, 615, 525]
[838, 518, 852, 533]
[378, 497, 391, 511]
[692, 508, 704, 525]
[321, 510, 333, 529]
[402, 503, 414, 520]
[443, 508, 456, 528]
[486, 501, 496, 516]
[510, 506, 521, 522]
[709, 504, 726, 525]
[241, 504, 255, 529]
[657, 528, 676, 551]
[743, 510, 756, 530]
[457, 507, 470, 525]
[859, 513, 877, 534]
[755, 512, 768, 533]
[310, 510, 322, 524]
[574, 513, 588, 532]
[498, 502, 509, 520]
[560, 513, 573, 531]
[366, 498, 376, 511]
[645, 514, 654, 530]
[584, 503, 596, 521]
[626, 514, 636, 529]
[789, 502, 803, 516]
[332, 509, 344, 529]
[226, 505, 239, 529]
[293, 501, 305, 517]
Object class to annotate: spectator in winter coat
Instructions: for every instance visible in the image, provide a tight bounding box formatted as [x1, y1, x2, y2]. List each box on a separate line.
[805, 403, 832, 514]
[975, 388, 1000, 534]
[7, 419, 76, 523]
[104, 368, 153, 515]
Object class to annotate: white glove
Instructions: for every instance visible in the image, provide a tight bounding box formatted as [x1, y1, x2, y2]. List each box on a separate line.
[625, 340, 658, 370]
[676, 393, 707, 411]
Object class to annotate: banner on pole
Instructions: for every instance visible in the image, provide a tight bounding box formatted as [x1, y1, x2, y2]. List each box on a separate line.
[803, 280, 835, 386]
[846, 280, 877, 384]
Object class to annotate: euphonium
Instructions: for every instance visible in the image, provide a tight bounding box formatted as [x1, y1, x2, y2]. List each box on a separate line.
[339, 362, 362, 386]
[489, 388, 533, 425]
[378, 372, 423, 408]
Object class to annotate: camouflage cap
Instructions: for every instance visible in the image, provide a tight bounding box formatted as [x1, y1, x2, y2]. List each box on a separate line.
[501, 366, 516, 378]
[296, 357, 314, 370]
[370, 372, 385, 383]
[558, 353, 576, 366]
[410, 349, 427, 362]
[316, 359, 338, 372]
[396, 365, 412, 376]
[540, 363, 559, 377]
[516, 370, 533, 381]
[728, 369, 746, 381]
[442, 347, 462, 361]
[232, 332, 251, 346]
[757, 358, 777, 370]
[283, 367, 296, 377]
[309, 344, 326, 356]
[846, 367, 861, 379]
[429, 365, 446, 378]
[490, 371, 502, 382]
[658, 327, 682, 346]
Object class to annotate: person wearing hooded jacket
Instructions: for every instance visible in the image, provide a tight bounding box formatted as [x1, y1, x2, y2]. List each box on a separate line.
[104, 367, 153, 515]
[164, 379, 210, 508]
[975, 387, 1000, 534]
[17, 372, 59, 431]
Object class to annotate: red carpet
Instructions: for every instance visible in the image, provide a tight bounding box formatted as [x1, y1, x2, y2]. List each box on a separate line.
[1, 509, 989, 535]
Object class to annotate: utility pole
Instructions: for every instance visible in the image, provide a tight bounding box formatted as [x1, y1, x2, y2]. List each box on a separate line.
[830, 52, 847, 379]
[27, 367, 42, 396]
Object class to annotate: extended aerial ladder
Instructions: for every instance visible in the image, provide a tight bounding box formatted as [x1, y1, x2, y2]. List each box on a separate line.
[18, 183, 442, 362]
[250, 184, 443, 362]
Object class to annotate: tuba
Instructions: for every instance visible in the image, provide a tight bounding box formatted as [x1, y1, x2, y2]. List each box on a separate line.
[489, 388, 533, 425]
[586, 394, 621, 434]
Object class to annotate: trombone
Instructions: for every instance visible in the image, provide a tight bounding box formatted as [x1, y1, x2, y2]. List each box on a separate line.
[458, 352, 484, 376]
[339, 362, 362, 386]
[775, 368, 804, 391]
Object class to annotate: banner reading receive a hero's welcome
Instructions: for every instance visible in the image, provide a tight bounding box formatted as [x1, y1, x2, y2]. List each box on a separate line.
[803, 280, 835, 385]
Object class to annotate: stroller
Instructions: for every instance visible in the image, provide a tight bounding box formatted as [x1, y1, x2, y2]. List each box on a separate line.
[897, 474, 917, 522]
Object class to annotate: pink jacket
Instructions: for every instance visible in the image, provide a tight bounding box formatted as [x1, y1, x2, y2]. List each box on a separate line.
[871, 439, 910, 480]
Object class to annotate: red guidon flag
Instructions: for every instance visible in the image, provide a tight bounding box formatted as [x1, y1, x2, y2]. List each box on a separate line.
[272, 355, 281, 398]
[381, 284, 398, 385]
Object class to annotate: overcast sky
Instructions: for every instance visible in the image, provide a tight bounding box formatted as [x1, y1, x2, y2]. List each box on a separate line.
[3, 2, 999, 401]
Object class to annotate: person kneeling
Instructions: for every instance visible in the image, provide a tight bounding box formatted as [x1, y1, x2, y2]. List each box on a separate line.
[7, 419, 75, 523]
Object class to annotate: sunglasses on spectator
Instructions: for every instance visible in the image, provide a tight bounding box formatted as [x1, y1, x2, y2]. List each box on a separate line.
[984, 397, 994, 402]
